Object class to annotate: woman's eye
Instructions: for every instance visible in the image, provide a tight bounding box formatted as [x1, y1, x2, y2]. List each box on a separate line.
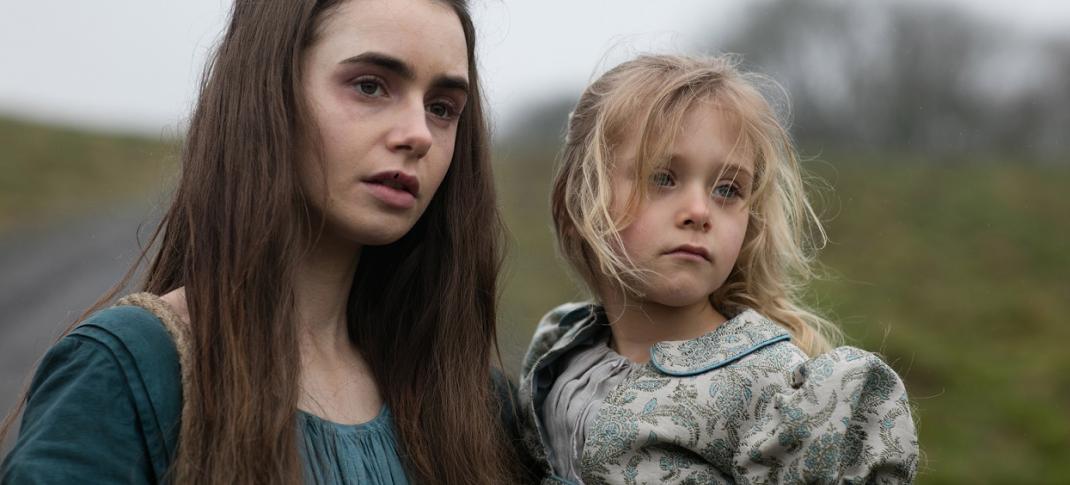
[353, 78, 385, 97]
[427, 101, 457, 120]
[650, 171, 675, 187]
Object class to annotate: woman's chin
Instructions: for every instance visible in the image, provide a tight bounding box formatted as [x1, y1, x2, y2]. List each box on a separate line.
[347, 226, 411, 247]
[316, 216, 416, 248]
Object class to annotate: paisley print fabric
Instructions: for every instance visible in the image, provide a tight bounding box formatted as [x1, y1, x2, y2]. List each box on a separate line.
[518, 303, 919, 484]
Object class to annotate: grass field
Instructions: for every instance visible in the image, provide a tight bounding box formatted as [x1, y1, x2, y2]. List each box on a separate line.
[0, 117, 176, 231]
[2, 116, 1066, 482]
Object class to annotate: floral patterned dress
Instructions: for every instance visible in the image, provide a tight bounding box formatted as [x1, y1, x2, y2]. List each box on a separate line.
[518, 303, 919, 484]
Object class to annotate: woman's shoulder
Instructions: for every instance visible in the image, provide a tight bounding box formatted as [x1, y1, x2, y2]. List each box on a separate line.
[57, 296, 184, 427]
[26, 304, 173, 393]
[2, 296, 184, 483]
[32, 300, 181, 416]
[72, 301, 177, 353]
[63, 297, 183, 383]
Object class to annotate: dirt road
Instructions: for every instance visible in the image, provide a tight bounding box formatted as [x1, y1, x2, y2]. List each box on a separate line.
[0, 203, 158, 419]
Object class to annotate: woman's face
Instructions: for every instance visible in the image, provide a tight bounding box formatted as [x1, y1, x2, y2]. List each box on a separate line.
[301, 0, 468, 245]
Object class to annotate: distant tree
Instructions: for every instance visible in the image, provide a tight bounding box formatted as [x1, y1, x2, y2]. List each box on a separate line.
[498, 95, 577, 152]
[717, 0, 1070, 160]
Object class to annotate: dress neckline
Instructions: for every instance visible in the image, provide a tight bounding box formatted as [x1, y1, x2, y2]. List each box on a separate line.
[297, 404, 391, 432]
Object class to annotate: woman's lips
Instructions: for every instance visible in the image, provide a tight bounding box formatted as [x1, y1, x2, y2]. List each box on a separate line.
[364, 180, 416, 209]
[363, 171, 420, 209]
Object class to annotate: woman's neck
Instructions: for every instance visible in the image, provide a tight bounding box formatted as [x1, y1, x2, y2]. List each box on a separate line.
[292, 231, 360, 350]
[293, 231, 382, 424]
[600, 291, 727, 363]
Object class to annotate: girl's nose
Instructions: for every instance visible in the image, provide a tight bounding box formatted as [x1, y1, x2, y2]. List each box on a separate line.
[676, 187, 712, 231]
[386, 100, 432, 159]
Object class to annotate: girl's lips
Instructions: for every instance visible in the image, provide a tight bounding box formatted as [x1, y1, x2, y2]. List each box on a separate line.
[666, 244, 711, 261]
[364, 181, 416, 209]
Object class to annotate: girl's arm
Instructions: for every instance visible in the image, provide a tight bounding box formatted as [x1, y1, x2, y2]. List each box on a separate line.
[739, 347, 919, 483]
[1, 335, 157, 484]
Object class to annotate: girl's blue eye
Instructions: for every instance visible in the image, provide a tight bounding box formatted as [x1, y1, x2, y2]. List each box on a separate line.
[712, 184, 740, 199]
[650, 171, 675, 187]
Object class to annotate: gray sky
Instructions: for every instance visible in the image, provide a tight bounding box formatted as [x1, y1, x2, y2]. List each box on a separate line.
[1, 0, 1067, 136]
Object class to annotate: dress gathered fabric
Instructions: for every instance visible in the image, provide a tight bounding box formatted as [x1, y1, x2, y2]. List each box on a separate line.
[541, 333, 640, 482]
[299, 407, 410, 485]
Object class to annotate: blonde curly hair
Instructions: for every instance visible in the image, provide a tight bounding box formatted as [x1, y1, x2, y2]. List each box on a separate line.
[551, 54, 840, 355]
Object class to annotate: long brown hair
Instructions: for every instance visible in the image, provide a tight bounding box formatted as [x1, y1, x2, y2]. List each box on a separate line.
[2, 0, 522, 483]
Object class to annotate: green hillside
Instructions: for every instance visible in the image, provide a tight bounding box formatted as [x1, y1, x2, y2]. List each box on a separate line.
[0, 116, 177, 231]
[2, 115, 1066, 482]
[494, 148, 1070, 484]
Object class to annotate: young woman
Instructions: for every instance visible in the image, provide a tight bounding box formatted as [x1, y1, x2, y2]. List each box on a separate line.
[1, 0, 525, 483]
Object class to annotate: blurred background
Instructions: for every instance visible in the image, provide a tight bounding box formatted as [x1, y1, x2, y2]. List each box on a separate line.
[1, 0, 1067, 482]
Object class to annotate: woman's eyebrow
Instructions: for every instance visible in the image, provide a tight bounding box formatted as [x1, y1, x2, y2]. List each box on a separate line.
[432, 75, 469, 94]
[339, 51, 468, 94]
[340, 51, 413, 77]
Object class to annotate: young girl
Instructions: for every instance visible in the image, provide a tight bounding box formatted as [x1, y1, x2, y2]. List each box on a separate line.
[1, 0, 525, 483]
[518, 54, 919, 484]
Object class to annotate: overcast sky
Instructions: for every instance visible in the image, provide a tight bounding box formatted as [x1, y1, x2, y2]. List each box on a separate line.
[1, 0, 1067, 137]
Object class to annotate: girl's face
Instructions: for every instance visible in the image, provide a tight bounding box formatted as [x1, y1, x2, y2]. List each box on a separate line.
[609, 104, 753, 308]
[300, 0, 468, 245]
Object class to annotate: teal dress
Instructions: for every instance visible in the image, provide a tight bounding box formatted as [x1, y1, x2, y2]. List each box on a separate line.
[0, 305, 410, 484]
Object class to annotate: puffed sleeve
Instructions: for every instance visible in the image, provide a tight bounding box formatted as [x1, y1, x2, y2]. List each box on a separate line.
[1, 335, 155, 484]
[736, 347, 918, 484]
[519, 301, 592, 378]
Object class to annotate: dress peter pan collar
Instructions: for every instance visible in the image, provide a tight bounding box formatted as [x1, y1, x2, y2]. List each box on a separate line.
[552, 304, 792, 377]
[648, 309, 791, 377]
